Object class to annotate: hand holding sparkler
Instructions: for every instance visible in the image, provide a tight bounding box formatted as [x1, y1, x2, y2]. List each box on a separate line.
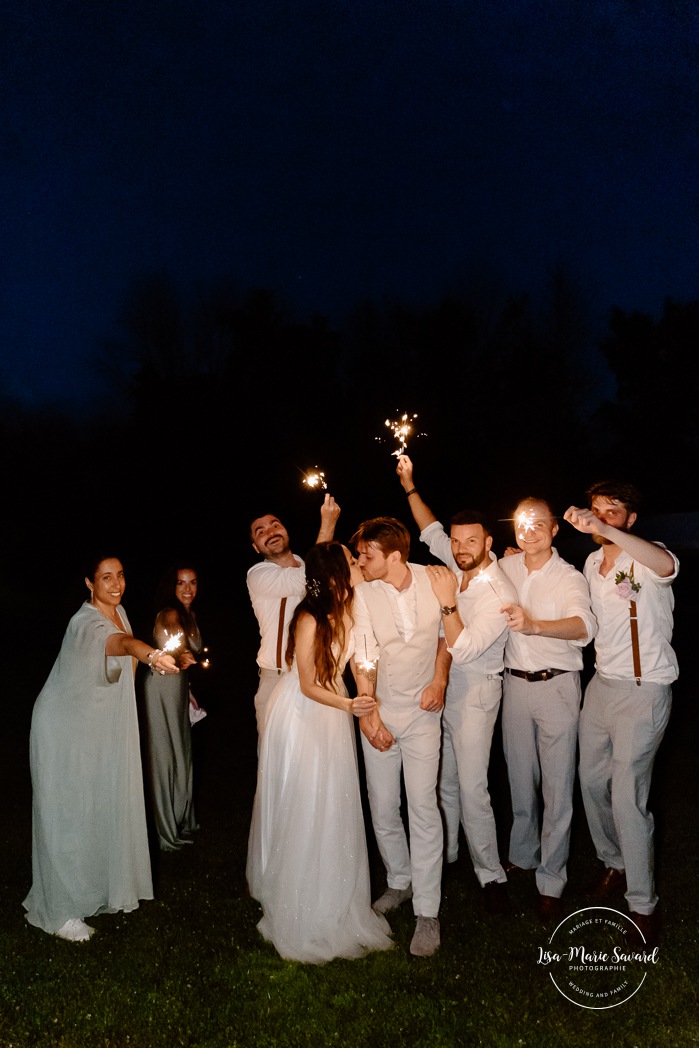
[500, 602, 536, 634]
[563, 505, 601, 535]
[317, 493, 341, 542]
[395, 453, 415, 492]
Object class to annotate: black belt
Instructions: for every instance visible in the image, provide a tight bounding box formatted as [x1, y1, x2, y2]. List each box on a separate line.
[506, 668, 570, 683]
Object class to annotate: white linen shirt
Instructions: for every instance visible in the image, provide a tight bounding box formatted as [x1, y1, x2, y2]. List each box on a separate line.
[353, 565, 423, 662]
[420, 522, 517, 674]
[498, 548, 596, 672]
[584, 546, 679, 684]
[246, 556, 306, 670]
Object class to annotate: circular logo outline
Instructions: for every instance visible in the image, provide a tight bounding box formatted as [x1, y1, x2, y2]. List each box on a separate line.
[539, 905, 658, 1010]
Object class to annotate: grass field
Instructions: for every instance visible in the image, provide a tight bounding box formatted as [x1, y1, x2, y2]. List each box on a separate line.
[0, 565, 697, 1047]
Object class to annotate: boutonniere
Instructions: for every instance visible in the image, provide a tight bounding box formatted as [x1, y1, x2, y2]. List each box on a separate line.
[615, 568, 641, 600]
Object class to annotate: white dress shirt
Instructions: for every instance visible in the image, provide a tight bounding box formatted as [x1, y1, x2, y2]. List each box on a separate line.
[584, 545, 679, 684]
[498, 548, 596, 672]
[420, 522, 517, 675]
[247, 556, 306, 670]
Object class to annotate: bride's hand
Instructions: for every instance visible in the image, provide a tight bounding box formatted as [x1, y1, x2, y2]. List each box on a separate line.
[351, 695, 377, 718]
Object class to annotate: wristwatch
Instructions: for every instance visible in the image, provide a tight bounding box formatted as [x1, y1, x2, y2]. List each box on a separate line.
[440, 604, 458, 616]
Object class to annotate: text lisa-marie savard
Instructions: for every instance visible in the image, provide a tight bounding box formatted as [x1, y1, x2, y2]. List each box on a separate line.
[537, 946, 659, 967]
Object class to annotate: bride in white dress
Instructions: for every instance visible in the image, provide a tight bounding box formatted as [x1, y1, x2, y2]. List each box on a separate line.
[246, 543, 394, 963]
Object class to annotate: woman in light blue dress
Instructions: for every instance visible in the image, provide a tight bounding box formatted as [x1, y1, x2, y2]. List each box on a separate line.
[247, 543, 394, 963]
[23, 556, 179, 942]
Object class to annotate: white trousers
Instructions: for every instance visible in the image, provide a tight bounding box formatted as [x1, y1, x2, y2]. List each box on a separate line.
[440, 672, 505, 885]
[361, 705, 442, 918]
[579, 673, 671, 915]
[502, 671, 581, 898]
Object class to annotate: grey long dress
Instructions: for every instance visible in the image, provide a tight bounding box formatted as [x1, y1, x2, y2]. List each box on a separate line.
[142, 617, 200, 850]
[24, 603, 153, 934]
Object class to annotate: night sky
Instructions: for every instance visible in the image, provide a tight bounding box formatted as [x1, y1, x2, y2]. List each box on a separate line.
[2, 0, 696, 413]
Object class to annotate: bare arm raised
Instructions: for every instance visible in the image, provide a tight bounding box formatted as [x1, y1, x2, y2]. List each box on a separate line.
[316, 494, 341, 543]
[396, 455, 437, 533]
[564, 506, 675, 577]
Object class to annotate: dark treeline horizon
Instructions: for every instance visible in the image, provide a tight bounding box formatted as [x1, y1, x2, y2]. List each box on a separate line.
[2, 271, 697, 622]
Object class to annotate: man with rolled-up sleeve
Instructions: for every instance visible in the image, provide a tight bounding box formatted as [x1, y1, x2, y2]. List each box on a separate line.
[396, 454, 517, 916]
[498, 498, 596, 922]
[565, 482, 678, 948]
[247, 495, 340, 737]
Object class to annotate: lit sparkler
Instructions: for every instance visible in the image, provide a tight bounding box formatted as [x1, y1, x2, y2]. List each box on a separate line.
[473, 569, 502, 602]
[516, 510, 537, 535]
[162, 631, 184, 653]
[356, 639, 378, 682]
[197, 647, 211, 669]
[377, 411, 425, 458]
[301, 466, 328, 490]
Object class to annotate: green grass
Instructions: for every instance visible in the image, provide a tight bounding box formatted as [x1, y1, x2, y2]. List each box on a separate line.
[1, 600, 697, 1047]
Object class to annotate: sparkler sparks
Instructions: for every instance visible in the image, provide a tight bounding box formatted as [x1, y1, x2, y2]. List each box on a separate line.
[301, 467, 328, 490]
[356, 639, 378, 683]
[473, 569, 502, 602]
[162, 631, 184, 653]
[377, 411, 425, 457]
[516, 510, 537, 534]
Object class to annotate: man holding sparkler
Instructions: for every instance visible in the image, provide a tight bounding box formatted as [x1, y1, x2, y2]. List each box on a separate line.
[498, 498, 596, 922]
[350, 517, 449, 957]
[396, 455, 517, 916]
[564, 483, 678, 947]
[248, 493, 340, 736]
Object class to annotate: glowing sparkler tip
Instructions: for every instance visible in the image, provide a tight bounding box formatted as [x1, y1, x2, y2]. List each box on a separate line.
[302, 467, 328, 491]
[162, 631, 184, 653]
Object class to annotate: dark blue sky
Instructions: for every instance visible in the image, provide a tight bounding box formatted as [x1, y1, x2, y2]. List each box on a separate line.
[2, 0, 696, 412]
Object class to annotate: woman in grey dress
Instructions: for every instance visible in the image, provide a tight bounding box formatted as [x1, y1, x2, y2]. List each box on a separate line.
[142, 565, 203, 851]
[24, 556, 179, 942]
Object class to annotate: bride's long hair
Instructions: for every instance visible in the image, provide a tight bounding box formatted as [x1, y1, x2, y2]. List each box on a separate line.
[285, 542, 353, 691]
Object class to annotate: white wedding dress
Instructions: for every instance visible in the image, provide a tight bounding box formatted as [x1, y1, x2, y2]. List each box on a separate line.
[246, 636, 393, 963]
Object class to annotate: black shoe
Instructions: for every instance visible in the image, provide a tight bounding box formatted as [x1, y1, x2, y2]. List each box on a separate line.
[483, 880, 511, 915]
[536, 893, 563, 923]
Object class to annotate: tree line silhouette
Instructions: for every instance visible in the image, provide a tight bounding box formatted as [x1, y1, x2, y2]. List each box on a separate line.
[2, 269, 697, 604]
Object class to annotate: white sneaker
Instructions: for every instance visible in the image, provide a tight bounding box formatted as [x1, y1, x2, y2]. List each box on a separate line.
[410, 916, 440, 957]
[372, 885, 413, 914]
[56, 918, 95, 942]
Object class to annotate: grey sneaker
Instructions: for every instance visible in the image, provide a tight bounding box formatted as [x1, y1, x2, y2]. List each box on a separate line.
[372, 885, 413, 914]
[410, 916, 440, 957]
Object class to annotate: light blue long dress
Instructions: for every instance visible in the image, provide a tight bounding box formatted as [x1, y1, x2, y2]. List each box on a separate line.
[23, 603, 153, 934]
[142, 616, 200, 850]
[246, 635, 393, 963]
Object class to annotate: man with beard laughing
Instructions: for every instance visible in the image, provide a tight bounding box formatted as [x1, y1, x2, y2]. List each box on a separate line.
[247, 495, 340, 737]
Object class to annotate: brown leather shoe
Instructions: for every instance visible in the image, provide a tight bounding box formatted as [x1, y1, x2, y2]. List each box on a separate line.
[628, 910, 660, 950]
[586, 866, 627, 900]
[483, 880, 511, 915]
[505, 861, 533, 876]
[536, 893, 563, 923]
